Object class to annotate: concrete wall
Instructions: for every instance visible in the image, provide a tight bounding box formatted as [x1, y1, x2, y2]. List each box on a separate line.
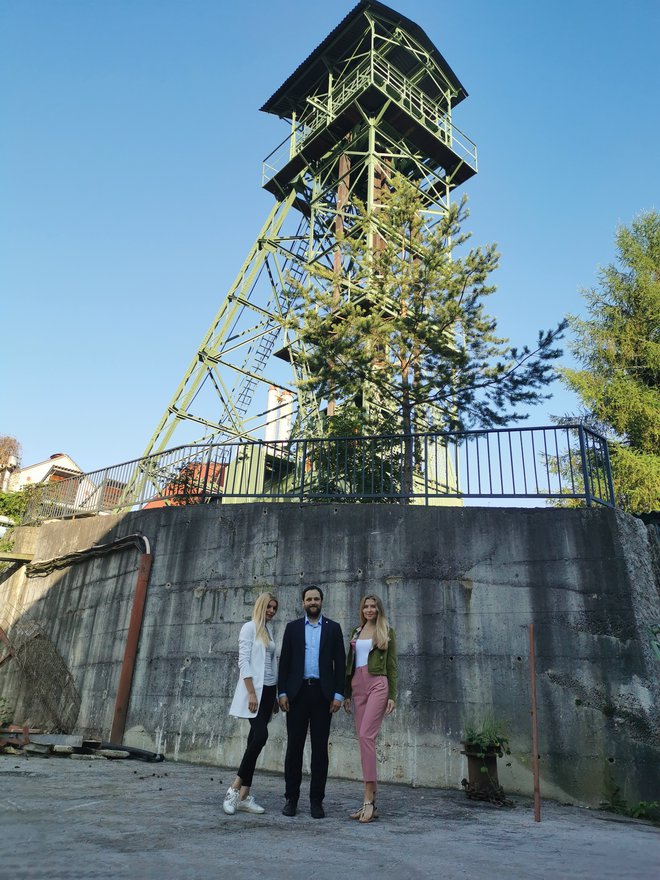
[1, 503, 659, 807]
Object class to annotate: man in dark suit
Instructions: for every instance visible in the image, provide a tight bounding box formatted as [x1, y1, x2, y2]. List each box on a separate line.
[278, 586, 346, 818]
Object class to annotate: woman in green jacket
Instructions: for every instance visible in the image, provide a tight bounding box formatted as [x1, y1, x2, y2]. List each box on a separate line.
[343, 594, 397, 823]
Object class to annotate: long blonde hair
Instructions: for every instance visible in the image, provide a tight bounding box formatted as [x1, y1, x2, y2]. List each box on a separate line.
[359, 594, 390, 650]
[253, 592, 278, 645]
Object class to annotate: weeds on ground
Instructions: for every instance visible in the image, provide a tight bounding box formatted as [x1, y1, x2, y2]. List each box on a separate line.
[600, 778, 660, 824]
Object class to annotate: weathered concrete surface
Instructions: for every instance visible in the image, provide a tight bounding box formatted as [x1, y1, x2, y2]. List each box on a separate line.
[1, 756, 658, 880]
[1, 504, 659, 808]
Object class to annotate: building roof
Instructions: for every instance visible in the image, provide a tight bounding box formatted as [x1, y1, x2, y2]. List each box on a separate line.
[260, 0, 468, 118]
[8, 453, 84, 491]
[18, 453, 83, 474]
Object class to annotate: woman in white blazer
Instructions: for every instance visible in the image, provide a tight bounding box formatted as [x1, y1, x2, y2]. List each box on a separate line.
[223, 592, 279, 815]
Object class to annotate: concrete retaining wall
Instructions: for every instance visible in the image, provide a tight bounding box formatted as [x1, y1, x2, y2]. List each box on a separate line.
[1, 503, 659, 806]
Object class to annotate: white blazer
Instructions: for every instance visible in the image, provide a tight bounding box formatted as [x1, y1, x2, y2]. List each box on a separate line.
[228, 621, 275, 718]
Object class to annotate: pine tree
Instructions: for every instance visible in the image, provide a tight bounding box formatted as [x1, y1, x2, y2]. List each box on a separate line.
[560, 211, 660, 512]
[290, 175, 566, 493]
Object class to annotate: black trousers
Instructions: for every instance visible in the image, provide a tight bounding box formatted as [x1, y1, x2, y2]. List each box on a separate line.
[236, 684, 276, 788]
[284, 680, 333, 803]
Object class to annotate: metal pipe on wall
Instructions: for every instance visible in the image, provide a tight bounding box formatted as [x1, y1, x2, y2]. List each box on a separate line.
[110, 542, 153, 744]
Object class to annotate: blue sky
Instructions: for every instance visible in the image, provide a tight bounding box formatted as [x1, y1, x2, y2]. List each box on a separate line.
[2, 0, 658, 472]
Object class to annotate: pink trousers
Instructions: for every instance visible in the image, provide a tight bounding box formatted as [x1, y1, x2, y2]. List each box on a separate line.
[351, 666, 389, 786]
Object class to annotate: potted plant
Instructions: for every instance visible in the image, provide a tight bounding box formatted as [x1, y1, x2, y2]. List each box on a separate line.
[461, 718, 512, 805]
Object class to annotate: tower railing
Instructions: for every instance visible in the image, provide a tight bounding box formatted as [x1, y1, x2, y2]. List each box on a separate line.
[262, 54, 477, 186]
[21, 425, 615, 525]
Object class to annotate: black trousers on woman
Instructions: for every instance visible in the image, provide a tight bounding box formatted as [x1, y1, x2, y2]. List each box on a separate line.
[236, 684, 277, 787]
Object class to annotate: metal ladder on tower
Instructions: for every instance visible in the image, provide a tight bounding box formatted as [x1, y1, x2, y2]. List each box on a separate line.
[232, 219, 310, 421]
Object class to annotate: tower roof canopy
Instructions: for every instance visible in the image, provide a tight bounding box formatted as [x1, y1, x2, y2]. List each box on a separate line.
[260, 0, 468, 118]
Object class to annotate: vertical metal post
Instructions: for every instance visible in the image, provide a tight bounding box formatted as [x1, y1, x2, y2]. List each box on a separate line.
[424, 433, 429, 505]
[577, 424, 592, 507]
[290, 111, 297, 159]
[529, 623, 541, 822]
[110, 551, 153, 744]
[300, 439, 307, 501]
[601, 434, 616, 507]
[369, 18, 375, 82]
[366, 120, 376, 250]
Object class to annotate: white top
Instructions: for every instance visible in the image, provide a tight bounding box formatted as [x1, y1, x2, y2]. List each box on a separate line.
[355, 637, 372, 668]
[263, 630, 277, 685]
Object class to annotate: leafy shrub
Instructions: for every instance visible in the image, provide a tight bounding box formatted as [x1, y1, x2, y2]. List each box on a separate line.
[463, 718, 511, 759]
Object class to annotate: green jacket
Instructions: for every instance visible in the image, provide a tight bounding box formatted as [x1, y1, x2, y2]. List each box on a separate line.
[345, 626, 397, 702]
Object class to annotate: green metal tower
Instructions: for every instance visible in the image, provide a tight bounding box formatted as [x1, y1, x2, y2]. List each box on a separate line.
[140, 0, 477, 458]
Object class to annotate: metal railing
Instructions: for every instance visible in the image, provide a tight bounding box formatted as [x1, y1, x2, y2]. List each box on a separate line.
[263, 53, 477, 185]
[22, 425, 614, 525]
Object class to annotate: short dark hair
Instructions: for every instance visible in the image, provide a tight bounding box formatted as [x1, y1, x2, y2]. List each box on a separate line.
[302, 585, 324, 601]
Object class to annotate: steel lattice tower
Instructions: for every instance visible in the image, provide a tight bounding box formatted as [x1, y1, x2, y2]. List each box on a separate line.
[140, 0, 477, 459]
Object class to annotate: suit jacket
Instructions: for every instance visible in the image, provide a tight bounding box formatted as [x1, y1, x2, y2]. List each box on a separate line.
[278, 616, 346, 704]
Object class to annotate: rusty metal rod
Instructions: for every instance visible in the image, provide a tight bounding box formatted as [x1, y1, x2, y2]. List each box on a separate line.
[110, 551, 153, 744]
[529, 622, 541, 822]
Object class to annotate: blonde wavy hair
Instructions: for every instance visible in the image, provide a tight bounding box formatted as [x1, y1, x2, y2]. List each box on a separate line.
[252, 592, 278, 645]
[359, 594, 390, 650]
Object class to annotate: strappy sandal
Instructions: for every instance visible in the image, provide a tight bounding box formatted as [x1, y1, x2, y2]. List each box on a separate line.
[350, 800, 379, 820]
[358, 800, 377, 823]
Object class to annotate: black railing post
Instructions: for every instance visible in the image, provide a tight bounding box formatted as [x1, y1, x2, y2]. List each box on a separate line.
[424, 433, 429, 505]
[599, 432, 616, 508]
[594, 434, 616, 507]
[300, 439, 307, 501]
[201, 444, 213, 502]
[577, 425, 593, 507]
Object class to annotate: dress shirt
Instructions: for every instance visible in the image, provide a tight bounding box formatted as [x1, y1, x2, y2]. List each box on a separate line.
[304, 616, 322, 679]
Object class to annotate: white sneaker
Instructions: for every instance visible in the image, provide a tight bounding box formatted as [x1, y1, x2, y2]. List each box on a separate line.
[236, 794, 265, 814]
[223, 786, 240, 815]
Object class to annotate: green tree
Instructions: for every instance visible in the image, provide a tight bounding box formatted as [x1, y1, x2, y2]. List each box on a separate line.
[291, 174, 565, 492]
[560, 211, 660, 512]
[0, 490, 33, 523]
[0, 487, 38, 554]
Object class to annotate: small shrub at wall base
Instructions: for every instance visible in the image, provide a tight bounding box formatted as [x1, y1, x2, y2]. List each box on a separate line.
[600, 777, 660, 824]
[628, 801, 660, 822]
[461, 718, 514, 806]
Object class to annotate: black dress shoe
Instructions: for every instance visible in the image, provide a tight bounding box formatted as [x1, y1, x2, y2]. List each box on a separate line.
[310, 801, 325, 819]
[282, 799, 297, 816]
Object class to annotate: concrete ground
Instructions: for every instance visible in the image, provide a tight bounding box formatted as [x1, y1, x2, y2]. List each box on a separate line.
[1, 754, 658, 880]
